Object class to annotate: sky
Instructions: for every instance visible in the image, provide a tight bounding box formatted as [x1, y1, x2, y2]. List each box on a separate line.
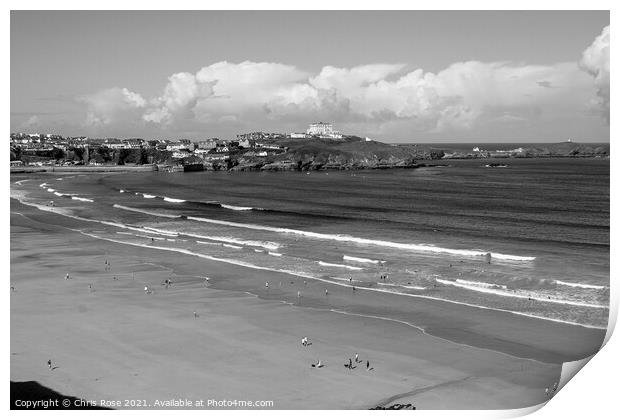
[10, 11, 610, 142]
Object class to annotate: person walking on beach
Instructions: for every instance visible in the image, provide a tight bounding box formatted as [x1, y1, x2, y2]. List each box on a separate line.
[366, 360, 370, 370]
[65, 273, 70, 281]
[194, 311, 198, 318]
[47, 359, 52, 370]
[88, 284, 94, 292]
[297, 290, 301, 299]
[349, 358, 353, 369]
[325, 289, 329, 296]
[355, 353, 360, 363]
[265, 282, 269, 288]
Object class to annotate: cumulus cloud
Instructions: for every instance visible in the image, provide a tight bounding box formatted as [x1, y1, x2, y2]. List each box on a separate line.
[78, 37, 608, 137]
[580, 25, 610, 123]
[78, 87, 146, 126]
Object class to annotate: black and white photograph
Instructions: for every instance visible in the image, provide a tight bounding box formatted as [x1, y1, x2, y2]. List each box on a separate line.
[7, 3, 614, 414]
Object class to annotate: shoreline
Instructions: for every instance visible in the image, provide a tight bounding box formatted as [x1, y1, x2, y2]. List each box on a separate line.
[11, 200, 568, 409]
[11, 197, 607, 364]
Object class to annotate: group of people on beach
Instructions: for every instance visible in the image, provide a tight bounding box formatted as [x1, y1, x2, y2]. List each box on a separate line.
[344, 353, 371, 371]
[302, 337, 372, 372]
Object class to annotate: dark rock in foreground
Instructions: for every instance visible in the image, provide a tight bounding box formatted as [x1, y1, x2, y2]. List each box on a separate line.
[370, 403, 416, 410]
[10, 381, 110, 410]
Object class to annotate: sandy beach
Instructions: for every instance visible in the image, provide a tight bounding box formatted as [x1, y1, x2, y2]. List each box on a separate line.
[10, 198, 604, 409]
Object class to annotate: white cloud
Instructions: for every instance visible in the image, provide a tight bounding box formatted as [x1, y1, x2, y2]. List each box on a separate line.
[76, 36, 609, 139]
[78, 87, 146, 126]
[580, 25, 610, 123]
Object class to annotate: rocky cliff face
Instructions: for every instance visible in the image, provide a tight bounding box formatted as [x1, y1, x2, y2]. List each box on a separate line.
[231, 138, 419, 171]
[208, 139, 609, 172]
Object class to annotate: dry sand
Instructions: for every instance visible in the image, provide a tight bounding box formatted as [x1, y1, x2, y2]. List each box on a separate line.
[11, 200, 599, 409]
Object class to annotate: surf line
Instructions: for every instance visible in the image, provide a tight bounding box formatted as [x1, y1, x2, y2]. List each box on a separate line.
[187, 216, 535, 262]
[73, 230, 604, 331]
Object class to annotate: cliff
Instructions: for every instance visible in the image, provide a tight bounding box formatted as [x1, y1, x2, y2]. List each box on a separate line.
[230, 137, 419, 171]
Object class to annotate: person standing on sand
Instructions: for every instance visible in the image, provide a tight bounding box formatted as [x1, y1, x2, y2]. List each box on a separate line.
[355, 353, 360, 363]
[325, 289, 329, 296]
[65, 273, 70, 281]
[194, 311, 198, 318]
[265, 282, 269, 288]
[366, 360, 370, 370]
[47, 359, 52, 370]
[297, 290, 301, 299]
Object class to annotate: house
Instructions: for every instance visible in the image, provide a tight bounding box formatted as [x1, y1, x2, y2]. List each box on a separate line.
[172, 151, 192, 158]
[238, 139, 256, 148]
[198, 140, 217, 150]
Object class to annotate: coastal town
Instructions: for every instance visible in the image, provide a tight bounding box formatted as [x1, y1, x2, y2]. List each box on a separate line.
[10, 122, 354, 171]
[10, 120, 610, 173]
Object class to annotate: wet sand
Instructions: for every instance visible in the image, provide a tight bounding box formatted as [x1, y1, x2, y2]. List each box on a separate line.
[10, 199, 602, 409]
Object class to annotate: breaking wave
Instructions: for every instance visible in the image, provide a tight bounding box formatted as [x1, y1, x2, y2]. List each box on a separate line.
[343, 255, 385, 264]
[436, 278, 607, 309]
[71, 196, 94, 203]
[113, 204, 182, 219]
[555, 280, 607, 290]
[186, 216, 535, 262]
[163, 196, 186, 203]
[318, 261, 365, 271]
[221, 204, 254, 211]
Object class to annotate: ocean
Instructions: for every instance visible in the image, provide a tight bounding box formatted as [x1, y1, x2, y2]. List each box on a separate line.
[11, 157, 610, 328]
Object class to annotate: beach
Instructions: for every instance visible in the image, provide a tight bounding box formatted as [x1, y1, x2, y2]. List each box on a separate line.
[10, 196, 604, 409]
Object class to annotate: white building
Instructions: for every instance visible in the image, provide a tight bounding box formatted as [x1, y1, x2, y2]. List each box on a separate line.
[306, 122, 343, 139]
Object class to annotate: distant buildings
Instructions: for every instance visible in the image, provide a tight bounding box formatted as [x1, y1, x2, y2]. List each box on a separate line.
[306, 122, 342, 139]
[290, 122, 343, 139]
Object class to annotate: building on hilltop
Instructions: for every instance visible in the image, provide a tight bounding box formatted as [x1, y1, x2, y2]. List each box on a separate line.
[305, 122, 343, 139]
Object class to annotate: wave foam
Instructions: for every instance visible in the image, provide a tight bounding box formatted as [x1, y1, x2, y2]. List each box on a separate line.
[221, 204, 253, 211]
[343, 255, 384, 264]
[113, 204, 182, 219]
[186, 216, 534, 262]
[436, 278, 607, 309]
[142, 194, 156, 199]
[456, 279, 507, 290]
[163, 196, 186, 203]
[318, 261, 364, 271]
[183, 233, 280, 251]
[556, 280, 607, 290]
[71, 196, 94, 203]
